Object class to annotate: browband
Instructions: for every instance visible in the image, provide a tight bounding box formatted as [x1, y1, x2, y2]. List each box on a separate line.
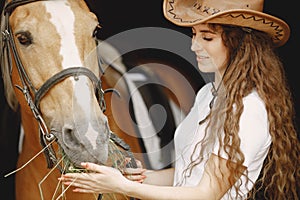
[4, 0, 45, 14]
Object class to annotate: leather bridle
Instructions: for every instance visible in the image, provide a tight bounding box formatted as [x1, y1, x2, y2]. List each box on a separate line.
[1, 0, 137, 175]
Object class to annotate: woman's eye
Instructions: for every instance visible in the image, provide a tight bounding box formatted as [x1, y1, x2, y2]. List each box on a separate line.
[188, 31, 196, 38]
[202, 37, 213, 41]
[16, 31, 33, 46]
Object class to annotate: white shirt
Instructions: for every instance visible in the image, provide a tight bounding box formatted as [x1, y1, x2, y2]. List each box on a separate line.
[173, 83, 271, 199]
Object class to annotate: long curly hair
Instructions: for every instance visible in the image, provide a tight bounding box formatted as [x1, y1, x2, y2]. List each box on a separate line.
[182, 24, 299, 199]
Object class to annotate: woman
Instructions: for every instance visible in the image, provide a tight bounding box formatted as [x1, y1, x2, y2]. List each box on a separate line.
[60, 0, 299, 199]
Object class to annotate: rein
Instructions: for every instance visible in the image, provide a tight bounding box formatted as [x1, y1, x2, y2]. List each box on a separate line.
[1, 0, 137, 175]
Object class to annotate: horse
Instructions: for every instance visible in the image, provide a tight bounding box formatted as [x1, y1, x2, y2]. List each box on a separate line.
[0, 0, 145, 199]
[1, 0, 202, 199]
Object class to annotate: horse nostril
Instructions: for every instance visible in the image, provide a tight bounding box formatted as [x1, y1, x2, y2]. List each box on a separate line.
[62, 126, 80, 147]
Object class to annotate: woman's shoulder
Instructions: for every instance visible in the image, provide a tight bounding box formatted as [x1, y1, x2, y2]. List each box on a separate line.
[243, 90, 266, 112]
[240, 90, 269, 139]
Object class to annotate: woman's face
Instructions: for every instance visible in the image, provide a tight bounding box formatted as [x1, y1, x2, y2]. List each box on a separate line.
[191, 24, 228, 75]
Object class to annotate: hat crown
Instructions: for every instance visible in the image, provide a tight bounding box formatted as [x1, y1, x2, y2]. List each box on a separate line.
[196, 0, 263, 13]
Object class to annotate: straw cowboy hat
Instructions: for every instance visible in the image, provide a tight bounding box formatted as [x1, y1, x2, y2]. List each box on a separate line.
[163, 0, 290, 46]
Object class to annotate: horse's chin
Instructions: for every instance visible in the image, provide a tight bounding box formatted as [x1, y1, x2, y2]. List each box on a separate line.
[51, 133, 109, 170]
[61, 146, 108, 170]
[49, 127, 110, 170]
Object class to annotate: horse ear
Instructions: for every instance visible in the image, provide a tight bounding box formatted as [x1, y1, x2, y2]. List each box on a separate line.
[78, 0, 91, 11]
[78, 0, 99, 22]
[0, 7, 19, 111]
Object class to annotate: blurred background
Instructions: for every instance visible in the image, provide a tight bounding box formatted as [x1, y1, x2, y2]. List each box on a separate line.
[1, 1, 298, 199]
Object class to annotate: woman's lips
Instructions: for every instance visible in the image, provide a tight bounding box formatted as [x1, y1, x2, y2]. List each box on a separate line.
[196, 55, 209, 62]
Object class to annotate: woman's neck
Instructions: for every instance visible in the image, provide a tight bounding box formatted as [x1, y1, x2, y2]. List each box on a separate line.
[214, 71, 223, 87]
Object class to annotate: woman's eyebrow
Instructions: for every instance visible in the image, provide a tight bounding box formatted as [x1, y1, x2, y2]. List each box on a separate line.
[199, 30, 216, 34]
[192, 27, 216, 34]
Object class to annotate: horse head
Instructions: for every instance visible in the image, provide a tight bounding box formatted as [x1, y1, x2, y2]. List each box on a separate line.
[1, 0, 111, 168]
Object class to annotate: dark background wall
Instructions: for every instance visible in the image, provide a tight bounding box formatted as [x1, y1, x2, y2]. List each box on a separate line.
[0, 1, 298, 200]
[87, 0, 299, 128]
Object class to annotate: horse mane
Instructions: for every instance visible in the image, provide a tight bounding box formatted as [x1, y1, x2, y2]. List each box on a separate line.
[0, 4, 19, 111]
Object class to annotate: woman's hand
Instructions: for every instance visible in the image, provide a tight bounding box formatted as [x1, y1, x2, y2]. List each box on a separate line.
[122, 157, 147, 183]
[59, 162, 130, 194]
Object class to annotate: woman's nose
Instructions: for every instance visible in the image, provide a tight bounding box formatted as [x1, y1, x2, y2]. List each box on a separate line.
[191, 38, 202, 52]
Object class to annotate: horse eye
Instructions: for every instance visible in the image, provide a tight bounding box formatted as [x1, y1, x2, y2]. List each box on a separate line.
[16, 31, 33, 46]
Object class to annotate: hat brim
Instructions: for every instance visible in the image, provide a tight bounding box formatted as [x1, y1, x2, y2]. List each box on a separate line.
[163, 1, 290, 47]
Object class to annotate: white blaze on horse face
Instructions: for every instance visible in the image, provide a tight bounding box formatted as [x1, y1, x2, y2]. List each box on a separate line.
[44, 1, 82, 67]
[44, 1, 98, 149]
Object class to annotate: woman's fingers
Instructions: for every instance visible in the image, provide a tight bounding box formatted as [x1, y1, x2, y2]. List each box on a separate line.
[120, 158, 147, 183]
[123, 167, 146, 175]
[59, 174, 108, 193]
[122, 167, 147, 182]
[124, 174, 146, 182]
[68, 181, 101, 194]
[79, 162, 120, 177]
[59, 174, 95, 186]
[81, 162, 105, 173]
[60, 172, 94, 181]
[58, 164, 129, 194]
[135, 159, 143, 168]
[125, 157, 143, 168]
[72, 188, 96, 193]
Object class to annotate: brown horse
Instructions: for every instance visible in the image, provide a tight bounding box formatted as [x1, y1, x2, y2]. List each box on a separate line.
[0, 0, 145, 199]
[0, 0, 201, 199]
